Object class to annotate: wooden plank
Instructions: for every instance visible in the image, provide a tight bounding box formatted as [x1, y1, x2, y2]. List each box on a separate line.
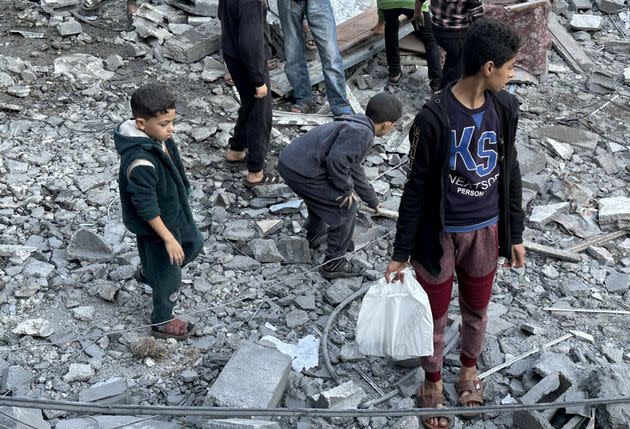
[566, 230, 628, 253]
[547, 13, 594, 73]
[271, 22, 414, 97]
[336, 7, 379, 53]
[523, 241, 582, 262]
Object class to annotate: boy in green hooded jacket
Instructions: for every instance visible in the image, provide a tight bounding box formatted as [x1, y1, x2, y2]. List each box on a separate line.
[114, 83, 203, 340]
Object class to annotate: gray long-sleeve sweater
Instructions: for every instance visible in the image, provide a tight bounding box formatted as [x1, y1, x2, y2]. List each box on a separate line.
[279, 114, 380, 208]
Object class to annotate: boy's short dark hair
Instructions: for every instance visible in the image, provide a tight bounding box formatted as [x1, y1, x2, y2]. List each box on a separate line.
[365, 93, 403, 124]
[462, 18, 521, 77]
[130, 83, 176, 119]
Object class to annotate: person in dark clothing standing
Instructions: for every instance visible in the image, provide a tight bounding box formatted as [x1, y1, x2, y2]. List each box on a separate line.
[384, 20, 524, 429]
[279, 93, 402, 280]
[430, 0, 484, 89]
[115, 83, 204, 340]
[218, 0, 280, 186]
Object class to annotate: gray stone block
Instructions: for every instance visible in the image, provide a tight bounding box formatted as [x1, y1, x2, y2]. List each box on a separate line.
[324, 281, 354, 305]
[570, 14, 603, 31]
[163, 20, 221, 63]
[2, 366, 31, 393]
[66, 229, 113, 262]
[586, 364, 630, 429]
[309, 381, 367, 409]
[249, 239, 284, 263]
[78, 377, 128, 403]
[251, 184, 293, 198]
[203, 420, 280, 429]
[225, 255, 260, 271]
[531, 125, 599, 154]
[277, 238, 310, 263]
[166, 0, 218, 16]
[57, 20, 82, 36]
[529, 202, 570, 228]
[224, 220, 256, 242]
[206, 342, 291, 408]
[605, 271, 630, 293]
[513, 409, 555, 429]
[598, 196, 630, 229]
[55, 416, 182, 429]
[0, 406, 50, 429]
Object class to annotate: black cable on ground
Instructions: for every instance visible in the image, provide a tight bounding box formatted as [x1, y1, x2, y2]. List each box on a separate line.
[320, 283, 372, 384]
[1, 396, 630, 418]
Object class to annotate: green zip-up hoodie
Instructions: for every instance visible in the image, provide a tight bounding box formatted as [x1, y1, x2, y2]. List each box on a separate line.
[114, 120, 193, 237]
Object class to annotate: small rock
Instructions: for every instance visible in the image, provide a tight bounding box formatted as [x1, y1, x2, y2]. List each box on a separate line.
[605, 271, 629, 293]
[63, 363, 94, 382]
[570, 14, 603, 31]
[286, 309, 309, 328]
[72, 306, 95, 321]
[57, 19, 82, 36]
[249, 239, 284, 263]
[13, 318, 55, 338]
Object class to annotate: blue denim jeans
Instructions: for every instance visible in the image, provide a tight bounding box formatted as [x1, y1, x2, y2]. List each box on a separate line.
[277, 0, 351, 115]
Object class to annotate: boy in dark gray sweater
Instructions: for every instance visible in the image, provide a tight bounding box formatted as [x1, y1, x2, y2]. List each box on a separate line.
[278, 93, 402, 279]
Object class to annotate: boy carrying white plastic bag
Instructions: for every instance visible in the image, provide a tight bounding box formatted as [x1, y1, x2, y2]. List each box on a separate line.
[355, 268, 433, 360]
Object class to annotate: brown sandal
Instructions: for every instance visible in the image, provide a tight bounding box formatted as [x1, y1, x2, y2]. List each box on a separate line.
[151, 320, 195, 341]
[455, 378, 484, 417]
[417, 386, 454, 429]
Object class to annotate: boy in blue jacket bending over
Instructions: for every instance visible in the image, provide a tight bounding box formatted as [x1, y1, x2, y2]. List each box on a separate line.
[279, 93, 402, 280]
[115, 83, 203, 340]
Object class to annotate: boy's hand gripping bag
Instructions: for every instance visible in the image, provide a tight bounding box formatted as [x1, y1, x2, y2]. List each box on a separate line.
[355, 268, 434, 359]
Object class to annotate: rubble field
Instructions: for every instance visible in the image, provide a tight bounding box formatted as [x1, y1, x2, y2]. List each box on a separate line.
[0, 0, 629, 429]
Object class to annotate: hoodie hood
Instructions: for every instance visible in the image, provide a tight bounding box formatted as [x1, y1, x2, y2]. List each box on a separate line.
[333, 113, 375, 135]
[114, 119, 159, 155]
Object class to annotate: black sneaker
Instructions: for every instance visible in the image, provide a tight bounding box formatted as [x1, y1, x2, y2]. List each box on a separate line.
[320, 258, 365, 280]
[133, 268, 147, 284]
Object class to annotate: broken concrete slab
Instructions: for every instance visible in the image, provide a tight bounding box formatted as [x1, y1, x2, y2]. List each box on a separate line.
[324, 280, 354, 305]
[12, 318, 54, 338]
[0, 406, 50, 429]
[309, 380, 367, 409]
[596, 0, 625, 13]
[0, 244, 37, 263]
[255, 219, 283, 238]
[249, 239, 284, 263]
[2, 365, 31, 393]
[224, 255, 260, 271]
[598, 196, 630, 229]
[586, 364, 630, 429]
[529, 202, 570, 228]
[269, 199, 303, 214]
[531, 125, 599, 154]
[55, 416, 182, 429]
[163, 20, 221, 63]
[66, 229, 113, 262]
[205, 342, 291, 408]
[570, 14, 603, 31]
[605, 270, 629, 293]
[63, 363, 94, 383]
[543, 137, 574, 160]
[78, 377, 128, 403]
[277, 238, 311, 264]
[53, 54, 115, 81]
[57, 19, 82, 36]
[251, 184, 293, 198]
[203, 420, 280, 429]
[223, 220, 256, 242]
[165, 0, 218, 17]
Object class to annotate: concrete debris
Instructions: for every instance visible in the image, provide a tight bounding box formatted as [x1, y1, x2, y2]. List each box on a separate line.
[0, 406, 50, 429]
[12, 318, 55, 338]
[570, 14, 604, 31]
[309, 380, 367, 409]
[57, 19, 82, 36]
[531, 125, 599, 154]
[55, 416, 182, 429]
[1, 4, 630, 429]
[205, 342, 290, 408]
[163, 20, 222, 63]
[203, 420, 280, 429]
[78, 377, 128, 403]
[529, 202, 570, 228]
[598, 196, 630, 229]
[53, 54, 115, 81]
[66, 229, 113, 262]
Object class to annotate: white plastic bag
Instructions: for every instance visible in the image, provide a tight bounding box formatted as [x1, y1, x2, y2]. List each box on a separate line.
[355, 268, 434, 359]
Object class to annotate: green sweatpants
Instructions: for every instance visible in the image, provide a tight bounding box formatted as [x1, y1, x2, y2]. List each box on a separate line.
[136, 222, 204, 324]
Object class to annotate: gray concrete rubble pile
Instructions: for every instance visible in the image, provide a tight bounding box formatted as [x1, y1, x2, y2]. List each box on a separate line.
[0, 0, 629, 428]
